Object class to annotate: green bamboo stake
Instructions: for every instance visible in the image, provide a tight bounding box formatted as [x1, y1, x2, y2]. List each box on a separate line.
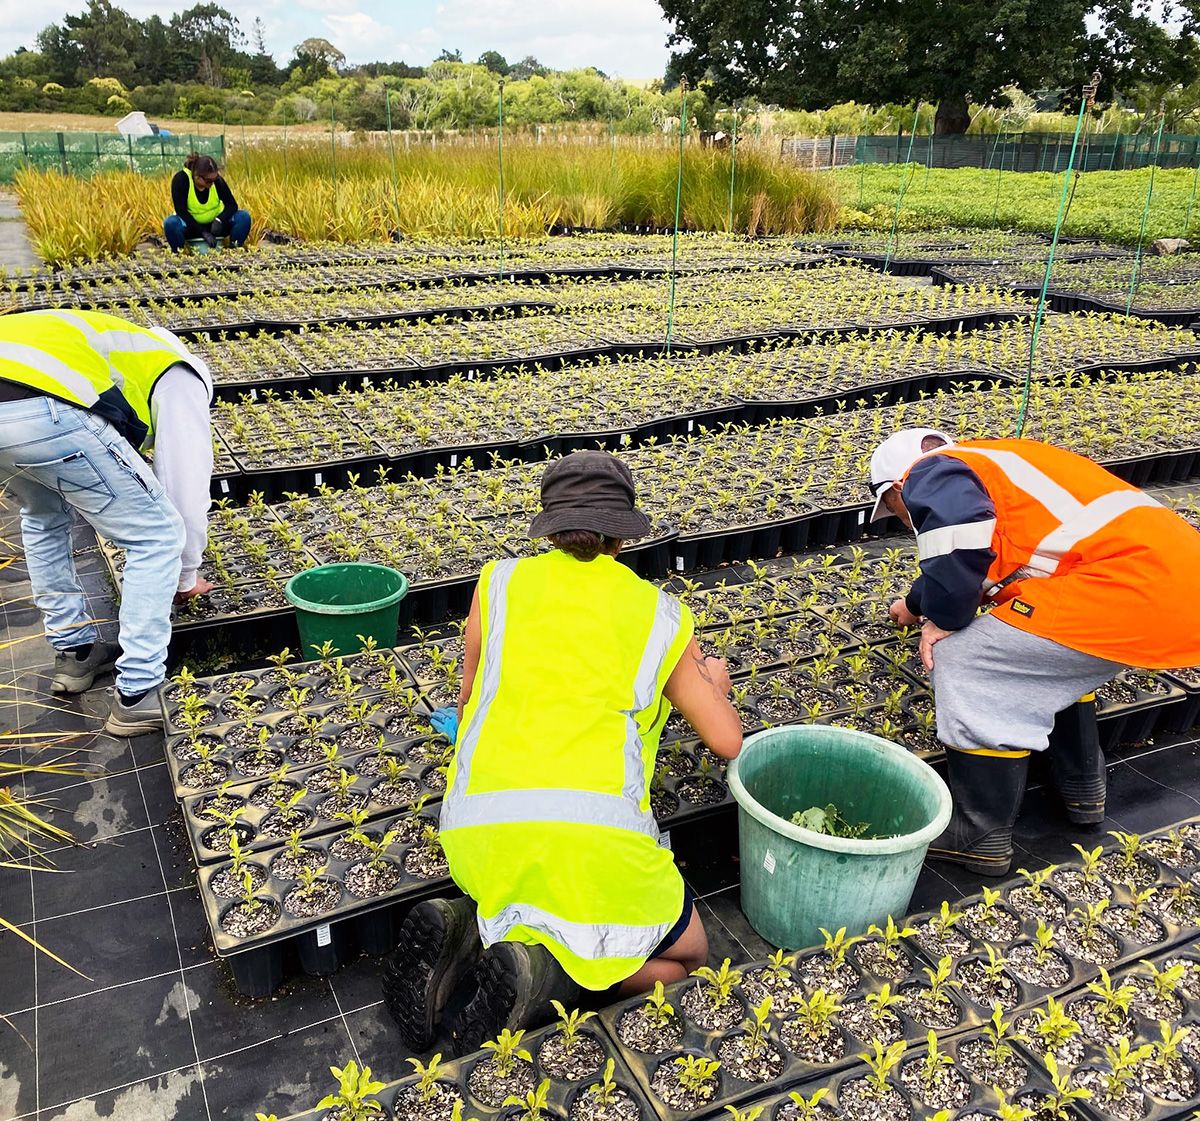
[990, 128, 1007, 228]
[665, 78, 688, 354]
[282, 102, 289, 188]
[883, 102, 924, 271]
[497, 78, 506, 279]
[1018, 85, 1091, 437]
[1126, 109, 1167, 315]
[384, 89, 401, 232]
[924, 116, 935, 188]
[726, 102, 739, 234]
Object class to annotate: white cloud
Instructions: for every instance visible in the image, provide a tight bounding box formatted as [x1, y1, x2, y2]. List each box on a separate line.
[323, 11, 409, 59]
[421, 0, 672, 77]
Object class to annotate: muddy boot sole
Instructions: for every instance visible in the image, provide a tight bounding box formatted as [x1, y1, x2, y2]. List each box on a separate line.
[449, 943, 528, 1058]
[382, 898, 479, 1052]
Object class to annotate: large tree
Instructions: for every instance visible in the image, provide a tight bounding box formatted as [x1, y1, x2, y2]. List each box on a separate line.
[657, 0, 1200, 133]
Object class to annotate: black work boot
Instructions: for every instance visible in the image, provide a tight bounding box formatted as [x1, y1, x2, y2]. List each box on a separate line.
[448, 941, 582, 1058]
[1048, 697, 1106, 826]
[382, 896, 481, 1051]
[927, 748, 1030, 877]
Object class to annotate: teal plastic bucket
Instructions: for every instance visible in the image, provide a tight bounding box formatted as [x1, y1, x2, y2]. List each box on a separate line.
[284, 563, 408, 659]
[727, 724, 952, 949]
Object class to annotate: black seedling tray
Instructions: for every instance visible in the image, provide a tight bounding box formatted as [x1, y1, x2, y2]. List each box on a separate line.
[183, 751, 445, 864]
[201, 805, 446, 956]
[277, 1017, 654, 1121]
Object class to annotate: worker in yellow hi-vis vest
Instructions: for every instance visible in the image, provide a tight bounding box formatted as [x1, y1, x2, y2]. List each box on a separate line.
[381, 451, 743, 1055]
[0, 310, 215, 734]
[163, 153, 251, 252]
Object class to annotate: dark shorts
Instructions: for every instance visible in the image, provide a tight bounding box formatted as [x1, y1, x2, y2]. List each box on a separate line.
[650, 885, 695, 959]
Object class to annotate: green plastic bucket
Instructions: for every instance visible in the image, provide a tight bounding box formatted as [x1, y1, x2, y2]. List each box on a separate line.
[284, 563, 408, 659]
[727, 724, 952, 949]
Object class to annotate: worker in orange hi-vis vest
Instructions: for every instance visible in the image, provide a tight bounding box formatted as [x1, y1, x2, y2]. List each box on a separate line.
[867, 429, 1200, 877]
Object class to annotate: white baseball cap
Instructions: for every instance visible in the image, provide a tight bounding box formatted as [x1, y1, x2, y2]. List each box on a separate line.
[868, 428, 955, 522]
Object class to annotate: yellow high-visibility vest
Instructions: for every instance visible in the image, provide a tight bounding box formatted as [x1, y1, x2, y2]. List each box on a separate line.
[0, 309, 211, 450]
[440, 549, 694, 990]
[186, 168, 223, 224]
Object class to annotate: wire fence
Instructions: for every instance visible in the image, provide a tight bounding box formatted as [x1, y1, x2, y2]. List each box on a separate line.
[0, 131, 225, 183]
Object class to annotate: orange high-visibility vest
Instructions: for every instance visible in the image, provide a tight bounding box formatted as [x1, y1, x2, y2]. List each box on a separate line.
[904, 438, 1200, 668]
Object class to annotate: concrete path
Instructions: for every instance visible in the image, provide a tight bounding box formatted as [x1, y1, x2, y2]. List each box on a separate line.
[0, 192, 38, 270]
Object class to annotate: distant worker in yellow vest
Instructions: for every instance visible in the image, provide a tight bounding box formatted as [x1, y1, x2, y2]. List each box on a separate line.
[164, 153, 251, 252]
[382, 451, 743, 1054]
[0, 310, 215, 734]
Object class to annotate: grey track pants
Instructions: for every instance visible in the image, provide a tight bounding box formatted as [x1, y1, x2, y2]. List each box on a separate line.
[930, 614, 1123, 753]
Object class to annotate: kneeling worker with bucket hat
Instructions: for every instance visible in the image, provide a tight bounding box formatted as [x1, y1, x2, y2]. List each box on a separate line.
[382, 450, 744, 1054]
[869, 428, 1200, 876]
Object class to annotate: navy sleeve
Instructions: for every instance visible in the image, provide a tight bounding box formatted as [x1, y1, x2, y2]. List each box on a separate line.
[170, 171, 196, 230]
[904, 455, 997, 631]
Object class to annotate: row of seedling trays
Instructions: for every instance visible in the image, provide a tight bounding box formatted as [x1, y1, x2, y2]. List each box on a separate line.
[273, 820, 1200, 1121]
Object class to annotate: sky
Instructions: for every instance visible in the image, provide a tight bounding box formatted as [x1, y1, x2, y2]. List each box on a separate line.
[0, 0, 679, 80]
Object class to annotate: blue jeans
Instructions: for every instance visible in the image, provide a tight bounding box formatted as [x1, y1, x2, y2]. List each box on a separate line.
[0, 396, 184, 693]
[163, 209, 251, 251]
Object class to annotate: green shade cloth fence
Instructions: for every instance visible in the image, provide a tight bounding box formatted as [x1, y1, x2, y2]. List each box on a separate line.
[0, 131, 224, 183]
[855, 130, 1200, 172]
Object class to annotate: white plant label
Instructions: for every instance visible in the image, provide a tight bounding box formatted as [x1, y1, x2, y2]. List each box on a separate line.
[450, 454, 458, 467]
[314, 472, 323, 486]
[857, 510, 866, 525]
[763, 849, 777, 874]
[675, 556, 685, 571]
[687, 419, 694, 432]
[316, 923, 332, 947]
[219, 479, 230, 493]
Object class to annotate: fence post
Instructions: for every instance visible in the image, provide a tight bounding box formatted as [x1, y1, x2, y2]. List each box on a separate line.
[127, 134, 135, 171]
[55, 132, 67, 175]
[20, 132, 28, 165]
[829, 134, 836, 167]
[160, 134, 166, 170]
[95, 133, 101, 168]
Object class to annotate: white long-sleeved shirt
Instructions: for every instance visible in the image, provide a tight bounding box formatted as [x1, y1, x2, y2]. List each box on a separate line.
[149, 364, 213, 591]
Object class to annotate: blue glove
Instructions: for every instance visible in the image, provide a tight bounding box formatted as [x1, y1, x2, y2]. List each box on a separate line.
[430, 705, 459, 744]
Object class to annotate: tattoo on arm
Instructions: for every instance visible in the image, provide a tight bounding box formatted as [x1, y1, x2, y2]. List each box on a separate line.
[693, 655, 714, 685]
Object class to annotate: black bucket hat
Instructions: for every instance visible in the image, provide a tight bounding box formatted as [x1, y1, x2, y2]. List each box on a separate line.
[528, 451, 653, 540]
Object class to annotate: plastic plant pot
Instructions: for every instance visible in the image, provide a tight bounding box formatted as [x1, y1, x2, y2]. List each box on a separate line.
[284, 563, 408, 659]
[728, 724, 952, 950]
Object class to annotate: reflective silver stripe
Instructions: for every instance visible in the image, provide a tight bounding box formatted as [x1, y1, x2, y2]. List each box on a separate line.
[0, 341, 99, 404]
[478, 900, 673, 961]
[443, 557, 518, 814]
[620, 590, 683, 807]
[957, 447, 1082, 522]
[441, 565, 682, 838]
[1029, 490, 1160, 574]
[916, 518, 997, 560]
[442, 788, 660, 838]
[32, 311, 196, 392]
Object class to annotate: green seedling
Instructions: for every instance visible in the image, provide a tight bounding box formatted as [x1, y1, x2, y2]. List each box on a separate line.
[866, 983, 901, 1022]
[981, 944, 1008, 984]
[763, 948, 793, 983]
[1070, 899, 1109, 944]
[482, 1028, 531, 1078]
[1140, 959, 1185, 1001]
[316, 1061, 385, 1121]
[643, 980, 675, 1028]
[819, 926, 864, 970]
[673, 1055, 720, 1094]
[503, 1078, 550, 1121]
[1101, 1036, 1154, 1099]
[984, 1003, 1026, 1063]
[1032, 997, 1081, 1054]
[724, 1107, 764, 1121]
[1017, 865, 1057, 901]
[866, 916, 917, 963]
[586, 1060, 619, 1107]
[1031, 921, 1056, 966]
[859, 1039, 907, 1096]
[1072, 843, 1104, 884]
[1042, 1053, 1093, 1117]
[1151, 1020, 1191, 1069]
[931, 900, 964, 937]
[921, 1029, 952, 1089]
[550, 1000, 597, 1054]
[692, 959, 742, 1010]
[406, 1054, 443, 1103]
[742, 996, 773, 1057]
[785, 1088, 829, 1120]
[922, 956, 961, 1005]
[1086, 968, 1135, 1027]
[994, 1089, 1034, 1121]
[788, 988, 841, 1038]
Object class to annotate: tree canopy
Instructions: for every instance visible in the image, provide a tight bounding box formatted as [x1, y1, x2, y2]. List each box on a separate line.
[657, 0, 1200, 132]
